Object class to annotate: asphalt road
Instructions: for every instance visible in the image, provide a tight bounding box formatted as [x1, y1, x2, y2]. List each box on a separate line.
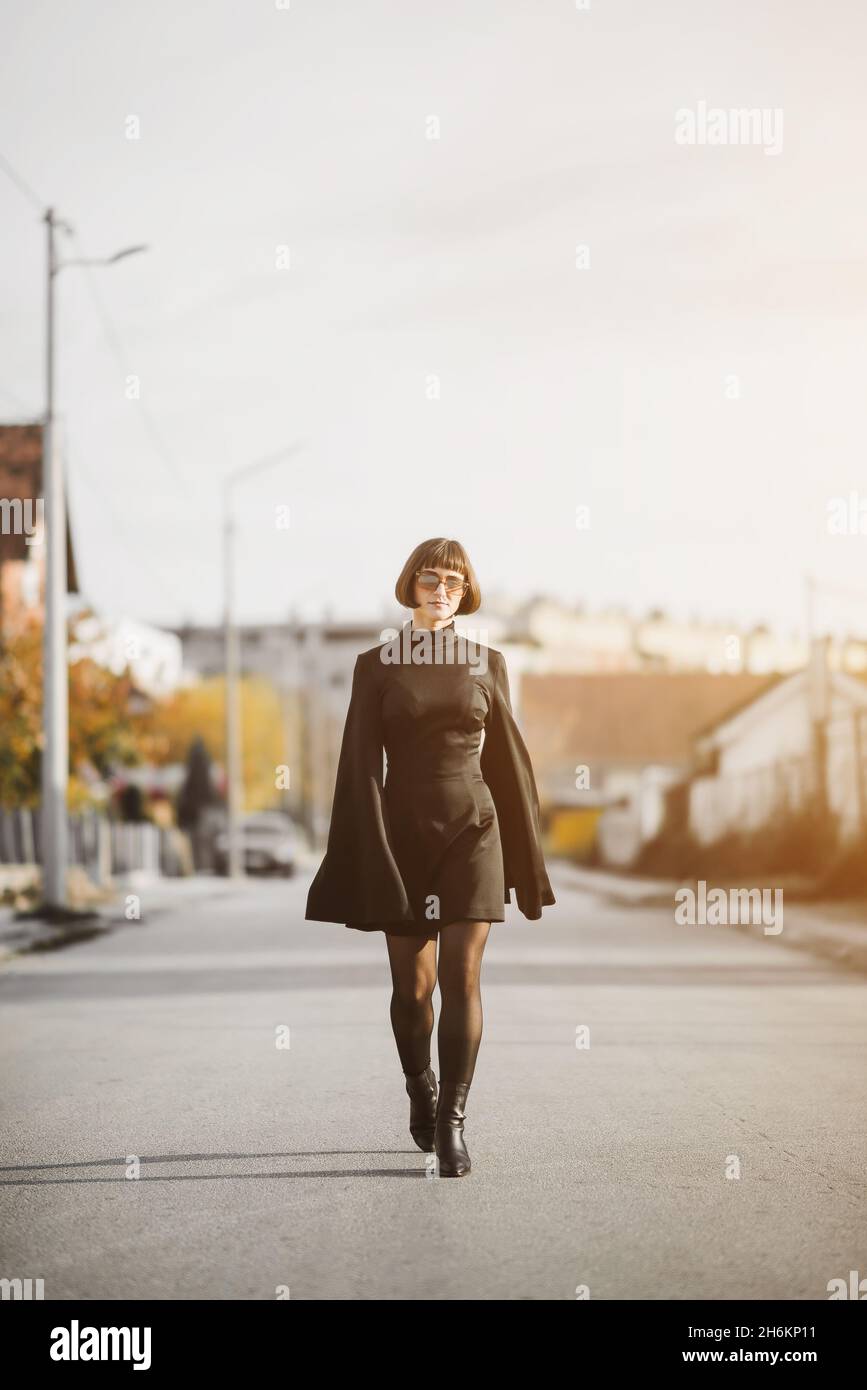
[1, 865, 865, 1300]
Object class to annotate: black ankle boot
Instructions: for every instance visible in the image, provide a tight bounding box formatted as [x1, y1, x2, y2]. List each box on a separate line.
[404, 1064, 438, 1152]
[434, 1080, 472, 1177]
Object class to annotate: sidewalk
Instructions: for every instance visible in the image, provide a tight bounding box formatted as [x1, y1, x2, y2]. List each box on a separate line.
[557, 861, 867, 974]
[556, 862, 679, 906]
[0, 874, 242, 964]
[771, 903, 867, 973]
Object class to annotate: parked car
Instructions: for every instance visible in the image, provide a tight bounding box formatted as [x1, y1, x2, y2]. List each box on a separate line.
[214, 812, 297, 876]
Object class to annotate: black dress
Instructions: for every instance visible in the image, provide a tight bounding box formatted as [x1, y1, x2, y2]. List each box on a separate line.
[304, 619, 556, 934]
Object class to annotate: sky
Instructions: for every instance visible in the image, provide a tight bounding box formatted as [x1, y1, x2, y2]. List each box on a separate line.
[1, 0, 866, 639]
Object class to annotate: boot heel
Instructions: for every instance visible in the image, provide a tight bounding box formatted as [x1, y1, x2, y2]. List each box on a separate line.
[404, 1065, 438, 1152]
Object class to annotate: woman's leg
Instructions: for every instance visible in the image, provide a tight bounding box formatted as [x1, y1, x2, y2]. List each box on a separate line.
[385, 931, 438, 1076]
[436, 919, 491, 1085]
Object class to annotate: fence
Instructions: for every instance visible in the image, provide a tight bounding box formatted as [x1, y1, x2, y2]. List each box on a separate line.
[0, 807, 188, 879]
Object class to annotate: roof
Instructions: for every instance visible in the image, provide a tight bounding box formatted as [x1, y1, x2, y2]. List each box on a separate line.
[692, 666, 867, 747]
[522, 670, 778, 771]
[0, 422, 79, 591]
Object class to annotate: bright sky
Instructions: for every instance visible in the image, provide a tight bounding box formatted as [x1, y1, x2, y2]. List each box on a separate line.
[1, 0, 865, 639]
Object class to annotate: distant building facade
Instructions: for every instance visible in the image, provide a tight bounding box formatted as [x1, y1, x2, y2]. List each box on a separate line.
[688, 668, 867, 846]
[522, 671, 775, 866]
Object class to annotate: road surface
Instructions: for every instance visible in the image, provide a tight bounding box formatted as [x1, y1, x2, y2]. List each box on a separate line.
[1, 865, 865, 1300]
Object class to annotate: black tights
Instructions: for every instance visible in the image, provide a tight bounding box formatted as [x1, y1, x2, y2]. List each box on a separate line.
[385, 920, 491, 1086]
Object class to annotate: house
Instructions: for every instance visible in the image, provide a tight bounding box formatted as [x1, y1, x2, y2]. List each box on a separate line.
[0, 422, 79, 637]
[70, 612, 183, 699]
[688, 666, 867, 846]
[521, 671, 775, 866]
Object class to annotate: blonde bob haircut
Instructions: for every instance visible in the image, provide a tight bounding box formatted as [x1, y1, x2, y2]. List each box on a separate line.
[394, 538, 481, 616]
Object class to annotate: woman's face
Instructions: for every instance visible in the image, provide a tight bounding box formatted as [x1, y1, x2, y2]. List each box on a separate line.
[412, 565, 466, 625]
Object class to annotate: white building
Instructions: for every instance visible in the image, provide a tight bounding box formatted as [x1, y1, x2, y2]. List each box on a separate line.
[689, 669, 867, 845]
[69, 611, 184, 699]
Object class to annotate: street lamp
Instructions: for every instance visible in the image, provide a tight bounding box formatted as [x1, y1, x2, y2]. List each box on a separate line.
[41, 209, 148, 913]
[223, 443, 305, 879]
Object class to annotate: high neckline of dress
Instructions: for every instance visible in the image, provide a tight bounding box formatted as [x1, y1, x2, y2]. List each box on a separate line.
[410, 618, 455, 636]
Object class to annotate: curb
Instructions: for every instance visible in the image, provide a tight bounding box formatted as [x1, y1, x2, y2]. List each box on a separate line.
[553, 865, 867, 975]
[0, 877, 243, 962]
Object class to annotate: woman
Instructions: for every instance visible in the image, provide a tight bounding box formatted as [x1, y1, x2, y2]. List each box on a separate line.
[305, 538, 556, 1177]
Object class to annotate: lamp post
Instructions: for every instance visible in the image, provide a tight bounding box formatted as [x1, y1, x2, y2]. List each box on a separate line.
[41, 209, 148, 911]
[222, 443, 304, 878]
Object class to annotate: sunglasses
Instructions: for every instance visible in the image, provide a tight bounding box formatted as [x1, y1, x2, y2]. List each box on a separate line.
[416, 569, 467, 594]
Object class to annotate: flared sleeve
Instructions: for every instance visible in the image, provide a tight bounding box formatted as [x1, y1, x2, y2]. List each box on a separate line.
[305, 650, 414, 925]
[480, 650, 556, 920]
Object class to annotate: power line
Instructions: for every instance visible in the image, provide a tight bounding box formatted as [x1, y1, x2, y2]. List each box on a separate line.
[0, 153, 45, 420]
[0, 149, 44, 212]
[69, 232, 191, 497]
[0, 153, 190, 498]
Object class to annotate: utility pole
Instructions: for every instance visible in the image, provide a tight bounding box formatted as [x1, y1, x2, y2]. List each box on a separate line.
[222, 443, 305, 879]
[852, 709, 866, 836]
[222, 496, 243, 879]
[41, 209, 68, 911]
[805, 573, 867, 838]
[804, 572, 814, 650]
[804, 574, 829, 818]
[39, 214, 148, 912]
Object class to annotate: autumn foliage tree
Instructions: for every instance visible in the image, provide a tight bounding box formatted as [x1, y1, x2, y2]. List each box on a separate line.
[0, 615, 161, 809]
[148, 676, 287, 813]
[0, 613, 289, 816]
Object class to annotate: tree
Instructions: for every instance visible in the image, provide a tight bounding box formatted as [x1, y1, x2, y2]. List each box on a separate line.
[0, 613, 158, 809]
[149, 675, 287, 813]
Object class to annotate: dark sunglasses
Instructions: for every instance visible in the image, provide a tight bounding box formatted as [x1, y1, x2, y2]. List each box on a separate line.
[416, 569, 467, 594]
